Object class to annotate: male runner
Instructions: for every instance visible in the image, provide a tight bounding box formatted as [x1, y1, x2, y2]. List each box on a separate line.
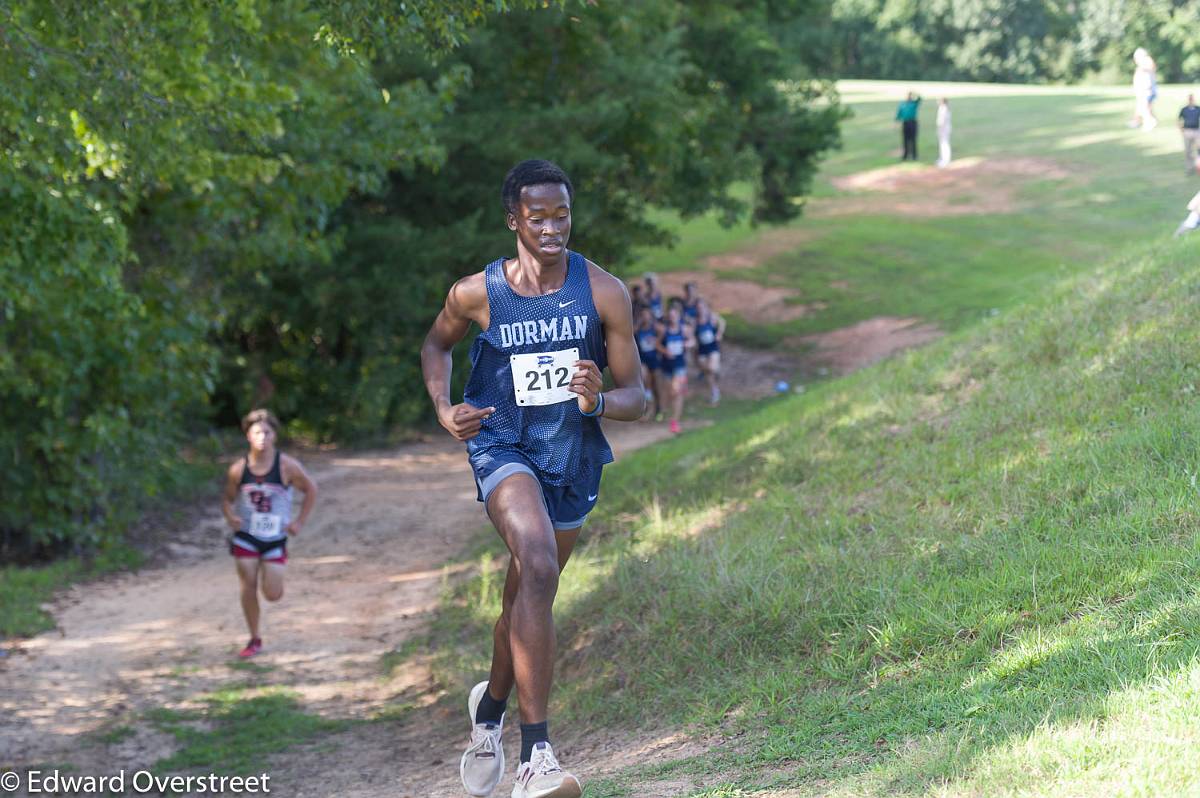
[420, 159, 645, 798]
[221, 409, 318, 658]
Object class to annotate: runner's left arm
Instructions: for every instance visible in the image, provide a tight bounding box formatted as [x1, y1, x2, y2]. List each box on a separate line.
[282, 456, 318, 535]
[715, 312, 727, 340]
[571, 266, 646, 421]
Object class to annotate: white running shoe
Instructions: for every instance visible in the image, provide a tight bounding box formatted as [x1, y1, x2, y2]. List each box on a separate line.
[460, 681, 505, 797]
[511, 741, 582, 798]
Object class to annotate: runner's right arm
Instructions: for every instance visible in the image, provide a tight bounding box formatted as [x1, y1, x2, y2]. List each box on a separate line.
[221, 461, 243, 531]
[421, 273, 496, 441]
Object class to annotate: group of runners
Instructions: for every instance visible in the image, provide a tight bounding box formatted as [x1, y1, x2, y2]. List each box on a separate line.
[631, 275, 726, 434]
[221, 160, 675, 797]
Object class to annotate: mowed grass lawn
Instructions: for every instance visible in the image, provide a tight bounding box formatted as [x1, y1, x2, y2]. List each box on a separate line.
[426, 83, 1200, 796]
[633, 80, 1200, 342]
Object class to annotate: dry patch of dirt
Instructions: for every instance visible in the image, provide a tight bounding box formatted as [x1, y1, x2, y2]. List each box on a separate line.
[698, 227, 814, 271]
[718, 342, 803, 399]
[794, 316, 943, 376]
[657, 271, 820, 324]
[817, 156, 1072, 217]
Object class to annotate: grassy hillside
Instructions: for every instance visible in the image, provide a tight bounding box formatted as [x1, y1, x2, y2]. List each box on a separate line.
[569, 234, 1200, 795]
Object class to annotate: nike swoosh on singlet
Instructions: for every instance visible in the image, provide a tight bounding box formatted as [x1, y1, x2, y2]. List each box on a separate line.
[559, 299, 577, 308]
[587, 494, 598, 501]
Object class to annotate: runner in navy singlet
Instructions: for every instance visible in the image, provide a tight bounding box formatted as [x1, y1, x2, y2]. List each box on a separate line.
[421, 160, 645, 798]
[657, 299, 695, 434]
[634, 302, 662, 420]
[694, 298, 726, 406]
[682, 281, 700, 324]
[220, 409, 318, 658]
[644, 272, 664, 319]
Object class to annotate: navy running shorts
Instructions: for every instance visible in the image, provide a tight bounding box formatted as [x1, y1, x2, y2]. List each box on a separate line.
[469, 448, 602, 531]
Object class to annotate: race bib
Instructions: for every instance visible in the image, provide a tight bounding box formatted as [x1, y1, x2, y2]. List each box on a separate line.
[667, 339, 685, 357]
[249, 511, 283, 540]
[511, 348, 579, 407]
[698, 329, 715, 345]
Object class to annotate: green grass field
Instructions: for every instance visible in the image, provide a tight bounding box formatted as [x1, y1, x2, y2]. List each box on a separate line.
[633, 80, 1200, 342]
[431, 81, 1200, 796]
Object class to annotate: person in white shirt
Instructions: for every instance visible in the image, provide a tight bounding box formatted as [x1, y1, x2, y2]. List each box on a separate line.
[1131, 47, 1158, 131]
[936, 98, 952, 167]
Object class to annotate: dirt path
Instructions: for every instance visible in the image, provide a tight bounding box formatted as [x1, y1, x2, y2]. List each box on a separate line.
[0, 422, 681, 796]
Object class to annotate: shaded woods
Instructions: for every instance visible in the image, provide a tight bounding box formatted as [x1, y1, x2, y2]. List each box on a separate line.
[0, 1, 841, 557]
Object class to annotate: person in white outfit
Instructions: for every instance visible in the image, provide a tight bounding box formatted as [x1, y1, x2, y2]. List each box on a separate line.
[936, 98, 952, 167]
[1131, 47, 1159, 131]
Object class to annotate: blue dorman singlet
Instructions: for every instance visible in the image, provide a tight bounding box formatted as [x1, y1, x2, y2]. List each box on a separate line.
[661, 324, 686, 370]
[464, 251, 613, 485]
[636, 325, 659, 365]
[696, 318, 719, 353]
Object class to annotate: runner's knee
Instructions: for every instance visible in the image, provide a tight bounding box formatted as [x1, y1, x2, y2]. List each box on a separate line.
[263, 585, 284, 602]
[519, 551, 560, 598]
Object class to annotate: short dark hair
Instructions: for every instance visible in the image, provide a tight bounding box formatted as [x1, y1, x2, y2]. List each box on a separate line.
[241, 408, 280, 434]
[502, 159, 574, 215]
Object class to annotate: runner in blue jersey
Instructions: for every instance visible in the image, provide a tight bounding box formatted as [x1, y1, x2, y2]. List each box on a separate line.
[657, 299, 695, 435]
[220, 409, 318, 659]
[644, 272, 664, 319]
[694, 298, 726, 406]
[681, 281, 700, 324]
[421, 160, 645, 798]
[634, 303, 662, 421]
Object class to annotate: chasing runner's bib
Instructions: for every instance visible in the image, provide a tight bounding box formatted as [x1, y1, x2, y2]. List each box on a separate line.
[511, 347, 579, 407]
[249, 511, 283, 540]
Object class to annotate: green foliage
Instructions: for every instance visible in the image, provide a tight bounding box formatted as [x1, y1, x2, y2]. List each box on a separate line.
[0, 0, 561, 553]
[813, 0, 1200, 83]
[0, 176, 212, 557]
[230, 0, 843, 440]
[0, 0, 843, 550]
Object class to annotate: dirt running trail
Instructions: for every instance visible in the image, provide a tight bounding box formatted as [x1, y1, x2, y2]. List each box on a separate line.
[0, 423, 688, 797]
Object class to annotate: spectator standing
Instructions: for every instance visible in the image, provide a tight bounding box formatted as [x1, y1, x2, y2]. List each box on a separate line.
[936, 98, 952, 168]
[896, 92, 921, 161]
[1180, 94, 1200, 173]
[1131, 48, 1158, 131]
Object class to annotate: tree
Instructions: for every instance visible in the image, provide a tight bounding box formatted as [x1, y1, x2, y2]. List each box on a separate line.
[0, 0, 552, 557]
[206, 0, 846, 440]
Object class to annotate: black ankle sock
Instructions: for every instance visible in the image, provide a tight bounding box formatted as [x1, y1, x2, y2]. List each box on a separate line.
[475, 688, 507, 725]
[520, 721, 550, 763]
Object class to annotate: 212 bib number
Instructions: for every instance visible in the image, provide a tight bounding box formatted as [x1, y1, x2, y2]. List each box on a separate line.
[511, 348, 579, 406]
